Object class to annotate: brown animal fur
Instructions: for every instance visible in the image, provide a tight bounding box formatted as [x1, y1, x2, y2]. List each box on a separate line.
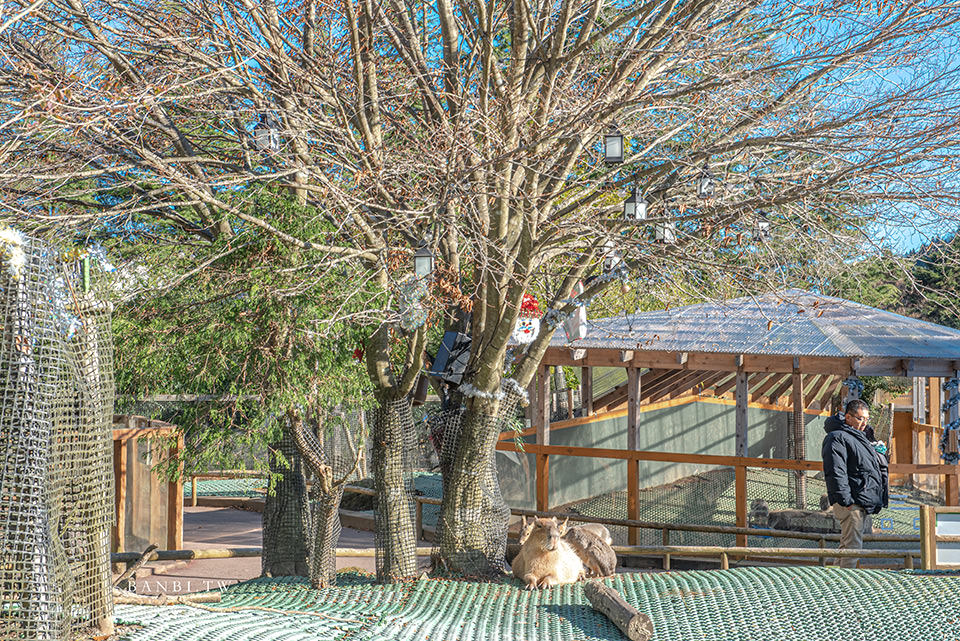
[563, 526, 617, 577]
[572, 523, 612, 546]
[511, 517, 583, 589]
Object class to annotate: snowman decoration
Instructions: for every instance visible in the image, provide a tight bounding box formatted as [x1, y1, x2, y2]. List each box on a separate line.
[513, 293, 541, 345]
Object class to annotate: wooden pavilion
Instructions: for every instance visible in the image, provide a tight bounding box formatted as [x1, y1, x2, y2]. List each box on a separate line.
[496, 290, 960, 545]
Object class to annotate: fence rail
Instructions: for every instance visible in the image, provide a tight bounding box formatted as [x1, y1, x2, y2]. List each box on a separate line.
[494, 439, 959, 546]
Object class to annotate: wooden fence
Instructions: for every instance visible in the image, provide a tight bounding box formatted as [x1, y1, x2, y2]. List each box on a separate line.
[494, 440, 960, 546]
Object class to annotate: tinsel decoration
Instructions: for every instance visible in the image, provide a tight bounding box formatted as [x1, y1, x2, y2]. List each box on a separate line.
[940, 377, 960, 464]
[0, 225, 26, 280]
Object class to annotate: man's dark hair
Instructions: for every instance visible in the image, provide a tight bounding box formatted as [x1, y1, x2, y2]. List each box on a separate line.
[845, 399, 869, 415]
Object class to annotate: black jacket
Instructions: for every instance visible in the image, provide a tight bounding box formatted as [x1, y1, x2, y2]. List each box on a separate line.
[821, 415, 889, 514]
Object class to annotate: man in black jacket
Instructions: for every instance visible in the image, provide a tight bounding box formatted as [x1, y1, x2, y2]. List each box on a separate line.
[822, 399, 889, 568]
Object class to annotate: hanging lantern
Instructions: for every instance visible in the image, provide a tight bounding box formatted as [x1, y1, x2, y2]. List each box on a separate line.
[697, 163, 715, 199]
[623, 187, 648, 221]
[253, 114, 280, 151]
[756, 213, 772, 242]
[413, 245, 435, 279]
[602, 239, 622, 273]
[604, 129, 624, 165]
[656, 221, 677, 244]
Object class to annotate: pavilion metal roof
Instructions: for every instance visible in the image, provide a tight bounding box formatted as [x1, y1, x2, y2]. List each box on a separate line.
[553, 289, 960, 360]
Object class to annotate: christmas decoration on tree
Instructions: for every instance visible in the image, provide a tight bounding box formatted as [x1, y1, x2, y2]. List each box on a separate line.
[513, 293, 541, 344]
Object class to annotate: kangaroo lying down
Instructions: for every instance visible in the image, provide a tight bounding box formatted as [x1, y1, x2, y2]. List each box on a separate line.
[511, 517, 583, 589]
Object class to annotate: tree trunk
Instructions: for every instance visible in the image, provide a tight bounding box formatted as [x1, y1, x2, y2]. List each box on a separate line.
[261, 428, 310, 577]
[372, 397, 418, 582]
[437, 383, 523, 575]
[308, 488, 343, 588]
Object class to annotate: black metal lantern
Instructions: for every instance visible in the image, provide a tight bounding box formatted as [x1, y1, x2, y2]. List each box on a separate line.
[656, 221, 677, 244]
[253, 114, 280, 151]
[756, 213, 772, 242]
[623, 187, 648, 221]
[414, 245, 435, 279]
[604, 130, 624, 165]
[697, 163, 715, 199]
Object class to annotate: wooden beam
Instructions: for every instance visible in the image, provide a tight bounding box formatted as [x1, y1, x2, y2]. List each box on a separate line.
[921, 505, 936, 570]
[581, 367, 593, 415]
[931, 377, 942, 428]
[681, 370, 730, 399]
[652, 370, 712, 403]
[536, 365, 550, 446]
[768, 375, 795, 404]
[746, 373, 774, 402]
[735, 465, 748, 547]
[536, 454, 550, 511]
[816, 379, 843, 411]
[593, 382, 629, 412]
[167, 433, 184, 550]
[627, 368, 642, 451]
[541, 347, 960, 376]
[804, 375, 832, 408]
[495, 441, 960, 475]
[735, 369, 749, 457]
[715, 372, 742, 396]
[112, 438, 127, 572]
[643, 369, 696, 402]
[627, 460, 640, 546]
[791, 370, 807, 509]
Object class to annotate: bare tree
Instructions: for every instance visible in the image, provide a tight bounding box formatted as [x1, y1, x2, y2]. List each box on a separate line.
[2, 0, 960, 576]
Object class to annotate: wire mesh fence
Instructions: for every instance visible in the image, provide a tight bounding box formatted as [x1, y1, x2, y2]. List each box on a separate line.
[0, 232, 115, 640]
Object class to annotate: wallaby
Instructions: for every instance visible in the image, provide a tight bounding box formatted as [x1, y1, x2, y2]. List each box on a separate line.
[511, 516, 583, 589]
[563, 525, 617, 577]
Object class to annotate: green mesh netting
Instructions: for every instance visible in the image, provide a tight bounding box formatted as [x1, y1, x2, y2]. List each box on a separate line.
[0, 233, 115, 640]
[569, 467, 927, 551]
[114, 567, 960, 641]
[185, 478, 267, 497]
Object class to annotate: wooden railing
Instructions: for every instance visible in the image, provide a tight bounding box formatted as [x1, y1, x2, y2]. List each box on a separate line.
[919, 505, 960, 570]
[494, 440, 960, 547]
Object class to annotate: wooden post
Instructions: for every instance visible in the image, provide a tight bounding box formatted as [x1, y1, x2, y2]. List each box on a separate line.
[581, 366, 593, 415]
[536, 365, 550, 446]
[112, 437, 127, 573]
[920, 505, 937, 570]
[535, 365, 551, 511]
[415, 499, 423, 540]
[792, 369, 807, 509]
[735, 369, 748, 457]
[720, 552, 729, 570]
[525, 381, 535, 423]
[627, 367, 642, 545]
[566, 389, 574, 420]
[536, 454, 550, 511]
[947, 473, 959, 507]
[735, 464, 747, 547]
[191, 477, 198, 507]
[167, 433, 184, 550]
[930, 378, 942, 428]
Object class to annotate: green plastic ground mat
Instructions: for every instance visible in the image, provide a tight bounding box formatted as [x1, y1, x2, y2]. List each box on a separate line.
[184, 478, 268, 498]
[114, 567, 960, 641]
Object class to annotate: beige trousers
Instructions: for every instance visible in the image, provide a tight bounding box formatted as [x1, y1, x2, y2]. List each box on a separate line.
[831, 503, 872, 568]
